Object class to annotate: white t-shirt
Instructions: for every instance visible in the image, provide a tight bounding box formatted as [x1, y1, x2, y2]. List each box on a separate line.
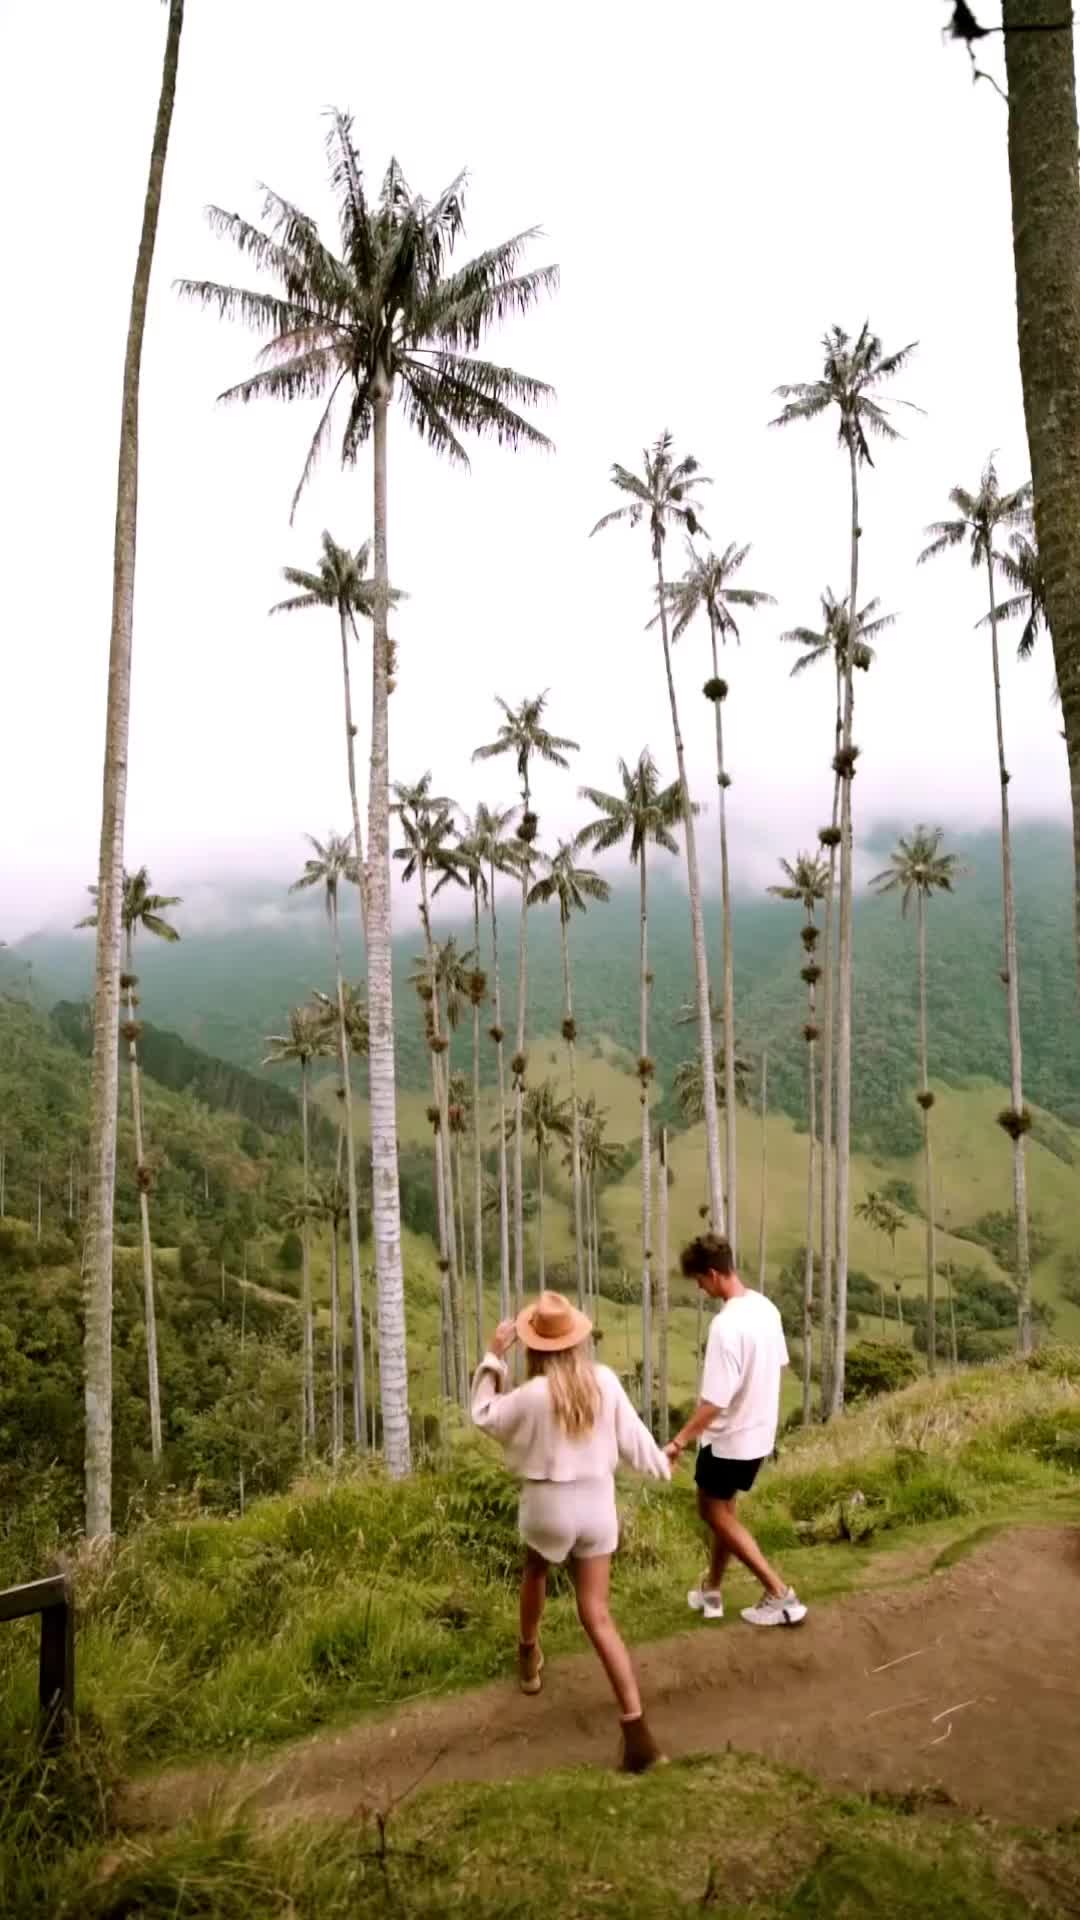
[699, 1290, 788, 1461]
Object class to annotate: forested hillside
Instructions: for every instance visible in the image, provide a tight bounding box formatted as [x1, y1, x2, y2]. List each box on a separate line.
[11, 822, 1079, 1156]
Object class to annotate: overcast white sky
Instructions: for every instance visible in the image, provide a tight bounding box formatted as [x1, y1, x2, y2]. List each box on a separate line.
[1, 1, 1069, 942]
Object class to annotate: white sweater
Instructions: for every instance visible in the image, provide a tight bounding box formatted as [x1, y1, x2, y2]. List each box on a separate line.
[471, 1355, 672, 1485]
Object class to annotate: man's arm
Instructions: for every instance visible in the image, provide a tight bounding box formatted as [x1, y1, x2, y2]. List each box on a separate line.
[665, 1398, 722, 1463]
[666, 1323, 742, 1463]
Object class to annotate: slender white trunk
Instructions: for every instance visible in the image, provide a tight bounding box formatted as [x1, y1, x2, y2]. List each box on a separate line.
[419, 865, 465, 1405]
[367, 378, 411, 1474]
[536, 1143, 545, 1286]
[471, 886, 484, 1370]
[489, 857, 511, 1320]
[802, 1035, 817, 1429]
[123, 937, 162, 1463]
[709, 616, 738, 1252]
[657, 1125, 670, 1443]
[0, 1149, 6, 1217]
[300, 1056, 315, 1439]
[584, 1157, 595, 1308]
[638, 847, 653, 1401]
[986, 553, 1032, 1353]
[84, 0, 185, 1542]
[830, 444, 860, 1417]
[656, 554, 724, 1229]
[820, 742, 841, 1413]
[331, 892, 366, 1451]
[757, 1052, 768, 1293]
[454, 1130, 468, 1327]
[917, 889, 938, 1376]
[512, 784, 532, 1312]
[591, 1170, 601, 1322]
[340, 608, 369, 936]
[330, 1146, 342, 1460]
[560, 916, 586, 1306]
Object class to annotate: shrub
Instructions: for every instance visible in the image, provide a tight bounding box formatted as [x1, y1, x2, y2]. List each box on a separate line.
[278, 1230, 303, 1272]
[844, 1341, 919, 1403]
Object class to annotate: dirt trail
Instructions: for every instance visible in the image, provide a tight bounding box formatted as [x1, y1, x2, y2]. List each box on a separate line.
[123, 1527, 1080, 1832]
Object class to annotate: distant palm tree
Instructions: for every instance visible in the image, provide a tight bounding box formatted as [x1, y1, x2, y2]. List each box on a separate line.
[473, 695, 578, 1311]
[992, 526, 1063, 709]
[394, 775, 467, 1401]
[672, 1041, 752, 1124]
[919, 457, 1034, 1353]
[872, 827, 960, 1376]
[665, 542, 776, 1256]
[773, 322, 918, 1413]
[434, 938, 474, 1287]
[290, 833, 367, 1448]
[445, 818, 492, 1359]
[576, 1095, 621, 1317]
[781, 587, 896, 1398]
[84, 0, 185, 1543]
[313, 980, 369, 1442]
[78, 866, 182, 1464]
[505, 1081, 572, 1287]
[460, 802, 522, 1319]
[577, 748, 683, 1393]
[301, 1156, 349, 1457]
[528, 844, 611, 1305]
[263, 1001, 328, 1444]
[768, 852, 828, 1424]
[591, 434, 725, 1234]
[180, 117, 558, 1478]
[855, 1191, 907, 1330]
[271, 532, 405, 931]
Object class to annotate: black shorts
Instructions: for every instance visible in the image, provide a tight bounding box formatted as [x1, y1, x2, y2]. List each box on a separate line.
[694, 1448, 763, 1502]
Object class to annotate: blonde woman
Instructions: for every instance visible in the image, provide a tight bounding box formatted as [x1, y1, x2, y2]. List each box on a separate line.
[471, 1289, 670, 1773]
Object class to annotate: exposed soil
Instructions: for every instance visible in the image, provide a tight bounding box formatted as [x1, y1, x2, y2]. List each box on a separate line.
[123, 1526, 1080, 1831]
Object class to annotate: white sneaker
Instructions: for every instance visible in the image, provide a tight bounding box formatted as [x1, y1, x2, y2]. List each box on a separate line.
[688, 1582, 725, 1621]
[740, 1587, 807, 1627]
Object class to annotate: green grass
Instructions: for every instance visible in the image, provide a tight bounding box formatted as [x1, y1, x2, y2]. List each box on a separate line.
[11, 1750, 1080, 1918]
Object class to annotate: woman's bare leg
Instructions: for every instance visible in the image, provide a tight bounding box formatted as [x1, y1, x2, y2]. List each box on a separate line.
[571, 1554, 641, 1718]
[520, 1548, 548, 1645]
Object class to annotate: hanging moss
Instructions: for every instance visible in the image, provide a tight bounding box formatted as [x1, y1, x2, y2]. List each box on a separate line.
[819, 825, 842, 849]
[561, 1017, 578, 1044]
[832, 744, 861, 779]
[426, 1104, 441, 1129]
[800, 925, 820, 950]
[997, 1106, 1032, 1140]
[800, 964, 822, 986]
[488, 1024, 505, 1045]
[511, 1051, 528, 1079]
[916, 1090, 936, 1112]
[136, 1164, 153, 1193]
[120, 972, 137, 992]
[703, 676, 729, 703]
[122, 1021, 143, 1045]
[803, 1023, 820, 1044]
[468, 969, 488, 1005]
[518, 811, 539, 845]
[637, 1055, 656, 1082]
[417, 981, 434, 1003]
[853, 641, 873, 672]
[430, 1035, 449, 1055]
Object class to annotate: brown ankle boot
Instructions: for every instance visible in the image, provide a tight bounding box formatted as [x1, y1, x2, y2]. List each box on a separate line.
[620, 1713, 664, 1773]
[518, 1641, 544, 1694]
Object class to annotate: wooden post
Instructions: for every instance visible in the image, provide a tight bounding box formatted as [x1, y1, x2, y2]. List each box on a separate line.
[0, 1574, 75, 1748]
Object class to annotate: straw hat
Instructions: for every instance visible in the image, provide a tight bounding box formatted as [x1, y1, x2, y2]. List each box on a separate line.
[515, 1289, 592, 1352]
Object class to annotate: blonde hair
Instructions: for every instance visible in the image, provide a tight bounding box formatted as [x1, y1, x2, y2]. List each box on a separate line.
[527, 1341, 601, 1438]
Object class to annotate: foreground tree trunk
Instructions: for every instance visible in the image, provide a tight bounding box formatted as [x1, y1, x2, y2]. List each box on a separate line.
[708, 620, 739, 1251]
[471, 886, 484, 1369]
[802, 1022, 817, 1430]
[330, 893, 367, 1449]
[488, 857, 512, 1320]
[123, 938, 162, 1463]
[819, 753, 841, 1413]
[559, 918, 587, 1307]
[368, 379, 411, 1474]
[84, 0, 185, 1540]
[830, 446, 860, 1417]
[637, 846, 654, 1413]
[916, 889, 939, 1377]
[656, 555, 724, 1230]
[299, 1054, 315, 1439]
[985, 556, 1033, 1352]
[757, 1052, 768, 1293]
[656, 1125, 670, 1442]
[512, 798, 533, 1314]
[1003, 0, 1080, 989]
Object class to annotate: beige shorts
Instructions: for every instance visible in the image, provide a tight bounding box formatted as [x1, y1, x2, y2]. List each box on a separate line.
[518, 1476, 619, 1565]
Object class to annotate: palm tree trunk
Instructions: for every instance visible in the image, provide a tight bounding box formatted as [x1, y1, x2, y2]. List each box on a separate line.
[830, 443, 860, 1417]
[757, 1052, 768, 1293]
[330, 1198, 342, 1460]
[366, 377, 411, 1477]
[340, 608, 368, 936]
[638, 845, 654, 1381]
[1003, 0, 1080, 993]
[641, 1261, 653, 1426]
[560, 916, 586, 1307]
[820, 739, 841, 1413]
[657, 1125, 670, 1443]
[591, 1170, 601, 1324]
[84, 0, 184, 1543]
[986, 554, 1033, 1353]
[802, 936, 818, 1426]
[454, 1130, 468, 1325]
[124, 936, 163, 1464]
[418, 865, 466, 1406]
[300, 1056, 315, 1440]
[917, 889, 938, 1376]
[489, 856, 512, 1322]
[656, 554, 724, 1231]
[512, 780, 532, 1314]
[330, 892, 367, 1451]
[709, 615, 739, 1252]
[471, 886, 484, 1370]
[536, 1143, 545, 1287]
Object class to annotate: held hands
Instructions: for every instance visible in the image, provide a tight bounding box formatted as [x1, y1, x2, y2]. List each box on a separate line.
[491, 1320, 518, 1359]
[665, 1438, 686, 1466]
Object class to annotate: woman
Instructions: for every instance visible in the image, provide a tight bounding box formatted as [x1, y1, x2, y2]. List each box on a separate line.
[471, 1288, 670, 1773]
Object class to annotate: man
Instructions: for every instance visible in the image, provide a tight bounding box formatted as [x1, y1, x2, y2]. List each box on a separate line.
[665, 1233, 807, 1627]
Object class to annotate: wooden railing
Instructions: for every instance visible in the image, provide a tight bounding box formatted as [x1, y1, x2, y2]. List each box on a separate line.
[0, 1573, 75, 1748]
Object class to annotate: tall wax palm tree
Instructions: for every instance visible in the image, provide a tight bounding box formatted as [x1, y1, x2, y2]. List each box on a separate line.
[454, 818, 495, 1357]
[655, 1124, 671, 1441]
[773, 324, 917, 1414]
[872, 828, 960, 1376]
[461, 803, 522, 1319]
[591, 435, 725, 1233]
[528, 844, 611, 1305]
[672, 1041, 752, 1125]
[434, 938, 475, 1294]
[447, 1069, 471, 1317]
[576, 1092, 616, 1311]
[473, 696, 577, 1310]
[993, 526, 1063, 707]
[263, 1001, 327, 1444]
[180, 115, 559, 1479]
[506, 1081, 572, 1286]
[919, 459, 1034, 1352]
[290, 834, 368, 1447]
[855, 1192, 906, 1330]
[666, 542, 776, 1255]
[78, 867, 182, 1465]
[577, 750, 683, 1373]
[270, 532, 406, 929]
[781, 588, 895, 1407]
[85, 0, 185, 1542]
[768, 853, 828, 1425]
[1001, 3, 1080, 985]
[302, 1156, 349, 1457]
[394, 775, 468, 1401]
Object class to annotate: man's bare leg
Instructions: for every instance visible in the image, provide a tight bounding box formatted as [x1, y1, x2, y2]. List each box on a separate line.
[698, 1491, 786, 1600]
